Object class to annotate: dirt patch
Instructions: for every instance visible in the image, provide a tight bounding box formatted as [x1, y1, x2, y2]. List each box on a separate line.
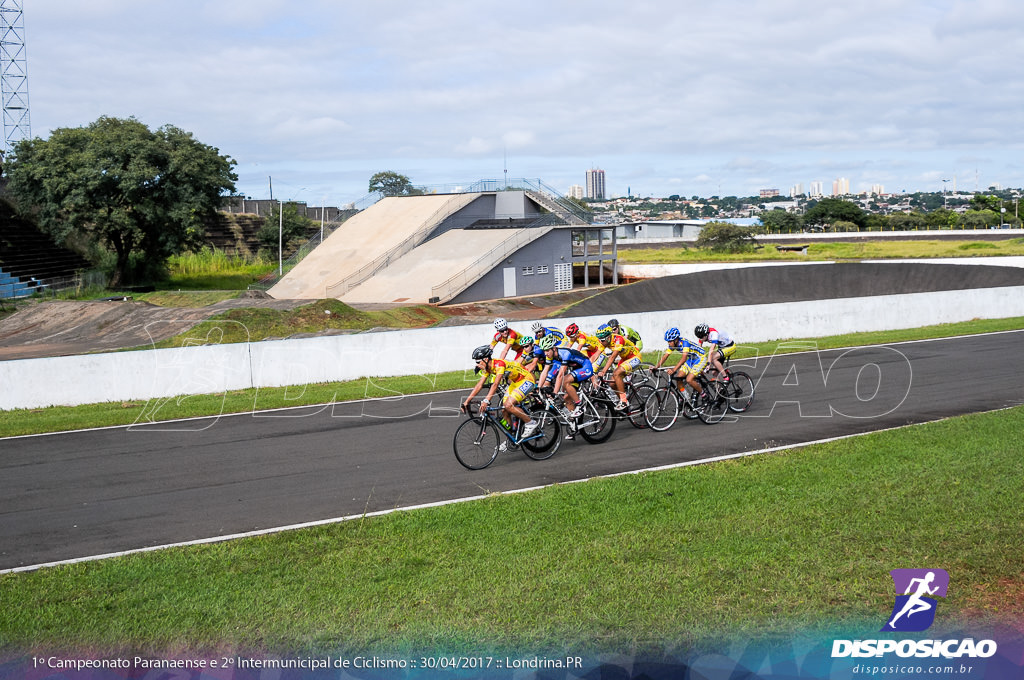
[0, 297, 312, 361]
[0, 287, 610, 361]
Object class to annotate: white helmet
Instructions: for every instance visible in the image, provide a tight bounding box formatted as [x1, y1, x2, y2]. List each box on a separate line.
[531, 321, 544, 333]
[493, 317, 508, 331]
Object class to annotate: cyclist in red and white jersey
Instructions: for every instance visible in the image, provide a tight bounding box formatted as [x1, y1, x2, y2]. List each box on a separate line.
[694, 323, 737, 382]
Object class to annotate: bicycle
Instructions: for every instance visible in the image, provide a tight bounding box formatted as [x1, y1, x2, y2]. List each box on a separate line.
[452, 399, 562, 470]
[643, 368, 729, 428]
[535, 385, 616, 444]
[705, 356, 755, 413]
[586, 374, 653, 429]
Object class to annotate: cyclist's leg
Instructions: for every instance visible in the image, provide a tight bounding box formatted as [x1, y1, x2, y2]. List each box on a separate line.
[503, 380, 535, 425]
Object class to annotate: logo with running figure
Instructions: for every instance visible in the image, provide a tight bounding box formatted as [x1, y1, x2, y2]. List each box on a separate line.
[882, 568, 949, 632]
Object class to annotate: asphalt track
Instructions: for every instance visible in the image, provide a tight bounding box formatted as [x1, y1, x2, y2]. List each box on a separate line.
[570, 262, 1024, 314]
[3, 331, 1023, 572]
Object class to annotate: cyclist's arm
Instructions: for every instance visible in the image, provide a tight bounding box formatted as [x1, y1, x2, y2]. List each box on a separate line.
[537, 362, 552, 387]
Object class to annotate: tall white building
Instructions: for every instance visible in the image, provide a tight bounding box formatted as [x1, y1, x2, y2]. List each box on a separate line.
[586, 168, 606, 200]
[809, 181, 824, 197]
[791, 183, 804, 197]
[833, 177, 850, 196]
[567, 184, 584, 200]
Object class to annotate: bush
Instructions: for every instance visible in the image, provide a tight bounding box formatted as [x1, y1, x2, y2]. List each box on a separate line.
[696, 221, 762, 253]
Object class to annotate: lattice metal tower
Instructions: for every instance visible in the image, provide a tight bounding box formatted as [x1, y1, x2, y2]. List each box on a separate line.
[0, 0, 31, 157]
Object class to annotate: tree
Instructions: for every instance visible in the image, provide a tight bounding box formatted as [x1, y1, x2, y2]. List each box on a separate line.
[696, 221, 762, 253]
[368, 171, 416, 197]
[759, 209, 801, 233]
[802, 198, 866, 230]
[886, 212, 927, 230]
[5, 116, 236, 287]
[257, 202, 314, 252]
[969, 194, 1000, 213]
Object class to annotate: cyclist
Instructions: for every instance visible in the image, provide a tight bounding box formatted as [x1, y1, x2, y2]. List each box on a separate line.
[607, 318, 643, 351]
[695, 323, 737, 382]
[594, 324, 642, 411]
[531, 321, 569, 348]
[536, 334, 592, 419]
[490, 317, 529, 360]
[656, 327, 708, 401]
[565, 323, 605, 387]
[518, 334, 545, 374]
[462, 346, 540, 446]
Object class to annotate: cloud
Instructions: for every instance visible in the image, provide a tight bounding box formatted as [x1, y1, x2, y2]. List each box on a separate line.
[17, 0, 1024, 200]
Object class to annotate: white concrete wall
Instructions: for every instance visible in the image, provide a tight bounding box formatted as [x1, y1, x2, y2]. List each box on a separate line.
[3, 285, 1024, 411]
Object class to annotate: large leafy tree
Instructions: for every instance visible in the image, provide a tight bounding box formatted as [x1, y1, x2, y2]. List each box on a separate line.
[368, 170, 418, 197]
[5, 116, 237, 286]
[802, 198, 867, 230]
[759, 208, 801, 233]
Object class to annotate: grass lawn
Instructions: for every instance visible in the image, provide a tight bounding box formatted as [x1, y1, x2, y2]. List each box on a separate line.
[619, 238, 1024, 263]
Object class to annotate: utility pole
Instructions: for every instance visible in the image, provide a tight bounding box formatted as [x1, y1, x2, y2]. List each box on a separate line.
[0, 0, 32, 156]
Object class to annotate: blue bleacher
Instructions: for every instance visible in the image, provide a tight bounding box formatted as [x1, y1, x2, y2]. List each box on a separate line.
[0, 266, 34, 298]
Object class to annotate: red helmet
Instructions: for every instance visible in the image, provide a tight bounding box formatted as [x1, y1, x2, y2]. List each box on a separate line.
[565, 323, 580, 336]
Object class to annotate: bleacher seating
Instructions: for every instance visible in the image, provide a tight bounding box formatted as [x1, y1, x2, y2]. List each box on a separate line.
[0, 202, 92, 298]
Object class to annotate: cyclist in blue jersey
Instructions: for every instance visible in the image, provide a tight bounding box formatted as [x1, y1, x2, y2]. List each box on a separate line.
[536, 334, 593, 419]
[656, 327, 709, 401]
[531, 321, 569, 348]
[518, 334, 546, 374]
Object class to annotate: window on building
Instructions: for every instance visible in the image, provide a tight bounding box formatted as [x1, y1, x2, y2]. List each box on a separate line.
[522, 266, 534, 275]
[537, 265, 549, 274]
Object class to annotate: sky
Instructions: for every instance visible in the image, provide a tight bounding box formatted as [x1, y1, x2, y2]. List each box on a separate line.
[12, 0, 1024, 207]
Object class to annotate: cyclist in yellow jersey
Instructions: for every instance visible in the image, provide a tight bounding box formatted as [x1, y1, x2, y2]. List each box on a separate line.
[462, 346, 540, 440]
[594, 324, 642, 410]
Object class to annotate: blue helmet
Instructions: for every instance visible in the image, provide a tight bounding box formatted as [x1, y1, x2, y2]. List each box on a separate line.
[664, 327, 680, 342]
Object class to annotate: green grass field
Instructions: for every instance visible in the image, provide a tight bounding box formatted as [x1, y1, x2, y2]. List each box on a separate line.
[618, 238, 1024, 263]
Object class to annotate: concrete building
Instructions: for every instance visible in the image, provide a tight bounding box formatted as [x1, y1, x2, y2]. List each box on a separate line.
[266, 182, 615, 305]
[586, 168, 606, 200]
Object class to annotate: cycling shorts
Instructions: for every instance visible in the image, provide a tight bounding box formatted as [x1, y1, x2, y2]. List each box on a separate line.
[505, 379, 536, 404]
[551, 358, 594, 383]
[678, 352, 709, 376]
[712, 341, 737, 361]
[617, 355, 643, 374]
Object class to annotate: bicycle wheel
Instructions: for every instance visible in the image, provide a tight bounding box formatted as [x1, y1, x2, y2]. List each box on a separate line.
[453, 418, 500, 470]
[521, 409, 561, 460]
[578, 398, 616, 444]
[627, 384, 654, 429]
[723, 371, 755, 413]
[644, 387, 680, 432]
[696, 382, 728, 424]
